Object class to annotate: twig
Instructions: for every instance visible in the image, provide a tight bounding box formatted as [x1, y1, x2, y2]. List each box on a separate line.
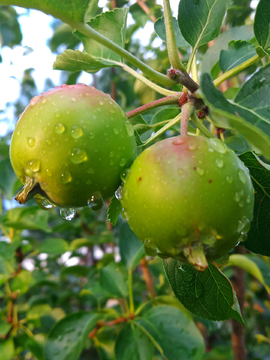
[231, 246, 247, 360]
[140, 258, 156, 298]
[137, 0, 156, 23]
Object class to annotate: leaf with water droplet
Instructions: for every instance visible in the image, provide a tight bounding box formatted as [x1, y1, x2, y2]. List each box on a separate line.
[107, 195, 122, 226]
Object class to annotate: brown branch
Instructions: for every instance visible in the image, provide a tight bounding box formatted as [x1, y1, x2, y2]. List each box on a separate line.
[137, 0, 156, 23]
[140, 258, 156, 298]
[88, 315, 134, 338]
[231, 246, 247, 360]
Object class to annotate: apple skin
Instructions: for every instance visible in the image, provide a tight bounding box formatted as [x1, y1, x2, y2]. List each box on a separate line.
[10, 84, 137, 208]
[121, 136, 254, 268]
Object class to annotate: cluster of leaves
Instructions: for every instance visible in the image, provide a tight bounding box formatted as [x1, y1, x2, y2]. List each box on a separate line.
[1, 0, 270, 359]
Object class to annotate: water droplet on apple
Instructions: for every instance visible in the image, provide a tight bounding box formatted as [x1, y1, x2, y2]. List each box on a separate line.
[55, 123, 65, 134]
[60, 208, 76, 221]
[226, 175, 233, 183]
[119, 158, 127, 167]
[125, 121, 134, 137]
[87, 192, 103, 211]
[71, 125, 83, 139]
[238, 169, 247, 184]
[61, 171, 72, 184]
[196, 167, 204, 176]
[70, 148, 87, 164]
[115, 186, 122, 200]
[27, 137, 35, 147]
[215, 158, 224, 168]
[208, 138, 227, 153]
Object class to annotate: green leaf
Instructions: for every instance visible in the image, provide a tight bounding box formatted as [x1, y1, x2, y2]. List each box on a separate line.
[75, 8, 128, 66]
[49, 23, 80, 53]
[254, 0, 270, 53]
[219, 40, 257, 73]
[164, 259, 244, 323]
[130, 1, 162, 28]
[60, 265, 91, 278]
[130, 246, 145, 272]
[234, 63, 270, 114]
[100, 262, 128, 298]
[0, 0, 90, 24]
[11, 270, 35, 295]
[224, 134, 249, 154]
[107, 196, 122, 226]
[3, 206, 51, 232]
[45, 312, 100, 360]
[119, 223, 142, 268]
[0, 339, 15, 360]
[0, 319, 12, 337]
[154, 16, 189, 48]
[54, 49, 112, 73]
[248, 256, 270, 291]
[39, 238, 69, 255]
[0, 158, 21, 200]
[201, 25, 254, 75]
[26, 336, 45, 360]
[178, 0, 227, 48]
[0, 255, 14, 285]
[115, 324, 154, 360]
[150, 107, 180, 131]
[225, 254, 270, 293]
[200, 73, 270, 159]
[138, 305, 205, 360]
[0, 5, 22, 48]
[239, 151, 270, 255]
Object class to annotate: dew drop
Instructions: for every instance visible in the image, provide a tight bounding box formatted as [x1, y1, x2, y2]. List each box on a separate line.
[87, 168, 94, 174]
[235, 192, 241, 202]
[109, 151, 114, 158]
[226, 175, 233, 184]
[113, 128, 119, 135]
[196, 167, 204, 176]
[121, 168, 131, 182]
[119, 158, 127, 167]
[208, 138, 227, 154]
[54, 112, 61, 119]
[71, 98, 77, 102]
[178, 168, 183, 175]
[86, 179, 92, 185]
[55, 123, 65, 134]
[246, 195, 251, 203]
[71, 125, 83, 139]
[30, 95, 41, 107]
[238, 216, 249, 232]
[110, 159, 114, 166]
[28, 159, 41, 172]
[42, 126, 48, 132]
[238, 169, 247, 184]
[87, 192, 103, 211]
[89, 132, 94, 139]
[115, 186, 122, 200]
[27, 137, 35, 147]
[17, 131, 21, 136]
[46, 169, 52, 177]
[60, 208, 76, 221]
[41, 98, 47, 104]
[239, 201, 244, 207]
[61, 171, 72, 184]
[125, 121, 134, 137]
[46, 139, 51, 145]
[215, 158, 224, 168]
[70, 148, 87, 164]
[188, 144, 197, 151]
[99, 100, 104, 105]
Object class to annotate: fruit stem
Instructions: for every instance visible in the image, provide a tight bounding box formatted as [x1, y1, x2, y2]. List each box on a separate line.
[128, 269, 134, 315]
[183, 242, 208, 272]
[122, 64, 178, 96]
[163, 0, 186, 71]
[142, 112, 182, 146]
[190, 111, 215, 138]
[15, 177, 37, 204]
[213, 53, 264, 87]
[126, 93, 182, 119]
[180, 102, 193, 137]
[73, 22, 176, 88]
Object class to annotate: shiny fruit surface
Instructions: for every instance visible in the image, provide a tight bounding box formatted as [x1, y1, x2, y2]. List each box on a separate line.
[10, 84, 137, 208]
[121, 136, 254, 270]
